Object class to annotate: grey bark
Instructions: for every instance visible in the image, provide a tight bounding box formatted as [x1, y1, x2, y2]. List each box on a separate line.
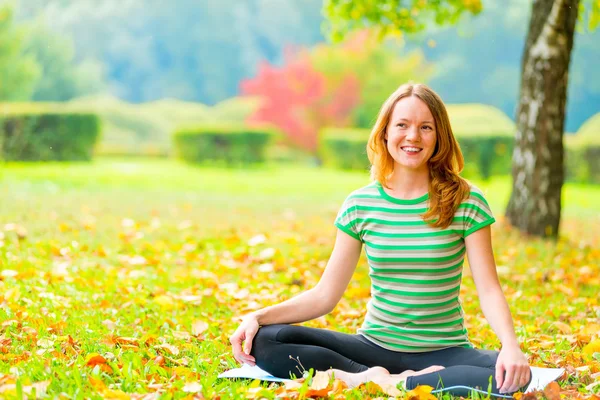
[505, 0, 579, 238]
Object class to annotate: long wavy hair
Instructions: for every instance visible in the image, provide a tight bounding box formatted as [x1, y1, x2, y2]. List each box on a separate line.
[367, 83, 470, 229]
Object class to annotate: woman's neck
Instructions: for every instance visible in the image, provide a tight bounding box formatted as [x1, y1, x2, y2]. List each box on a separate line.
[385, 167, 430, 199]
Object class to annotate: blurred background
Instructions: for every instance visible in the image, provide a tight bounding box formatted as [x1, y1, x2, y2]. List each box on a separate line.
[0, 0, 597, 178]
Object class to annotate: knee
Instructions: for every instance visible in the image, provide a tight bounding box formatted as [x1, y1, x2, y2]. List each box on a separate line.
[250, 324, 285, 359]
[482, 350, 499, 368]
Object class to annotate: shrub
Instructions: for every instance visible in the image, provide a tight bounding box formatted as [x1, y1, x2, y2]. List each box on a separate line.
[456, 136, 514, 180]
[172, 124, 277, 166]
[0, 109, 100, 161]
[318, 128, 370, 170]
[565, 133, 600, 184]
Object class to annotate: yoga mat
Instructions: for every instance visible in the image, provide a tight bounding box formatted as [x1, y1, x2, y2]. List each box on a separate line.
[218, 364, 565, 395]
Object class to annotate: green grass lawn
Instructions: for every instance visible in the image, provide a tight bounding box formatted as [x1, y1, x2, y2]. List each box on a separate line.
[0, 158, 598, 399]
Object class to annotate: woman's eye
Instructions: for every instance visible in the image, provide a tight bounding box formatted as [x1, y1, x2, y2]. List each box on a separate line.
[397, 123, 406, 128]
[422, 125, 432, 130]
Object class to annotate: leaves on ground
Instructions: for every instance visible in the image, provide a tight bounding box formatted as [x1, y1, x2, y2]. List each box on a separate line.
[0, 172, 599, 399]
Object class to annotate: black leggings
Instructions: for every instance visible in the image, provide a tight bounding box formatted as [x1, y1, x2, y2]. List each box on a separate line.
[251, 324, 530, 398]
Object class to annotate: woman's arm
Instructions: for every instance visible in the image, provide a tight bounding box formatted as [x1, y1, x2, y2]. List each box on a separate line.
[465, 226, 530, 394]
[229, 229, 362, 365]
[254, 229, 363, 325]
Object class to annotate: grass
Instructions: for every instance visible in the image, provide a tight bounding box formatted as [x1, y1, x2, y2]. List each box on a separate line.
[0, 158, 599, 399]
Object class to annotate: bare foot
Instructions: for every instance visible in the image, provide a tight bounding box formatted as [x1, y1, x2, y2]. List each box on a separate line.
[326, 366, 389, 388]
[327, 365, 445, 390]
[378, 365, 446, 389]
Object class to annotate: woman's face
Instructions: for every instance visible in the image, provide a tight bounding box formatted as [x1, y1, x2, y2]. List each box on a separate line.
[385, 96, 437, 173]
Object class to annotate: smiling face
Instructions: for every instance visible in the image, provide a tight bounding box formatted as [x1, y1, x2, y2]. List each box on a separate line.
[384, 95, 437, 174]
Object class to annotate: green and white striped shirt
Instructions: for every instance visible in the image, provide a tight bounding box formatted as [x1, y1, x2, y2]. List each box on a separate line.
[334, 181, 495, 352]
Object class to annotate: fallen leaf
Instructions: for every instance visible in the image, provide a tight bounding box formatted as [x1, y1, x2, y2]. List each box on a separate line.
[182, 382, 202, 393]
[154, 295, 175, 309]
[406, 384, 436, 400]
[309, 371, 329, 391]
[113, 336, 139, 347]
[154, 343, 179, 356]
[583, 339, 600, 358]
[551, 321, 572, 334]
[543, 381, 561, 400]
[85, 353, 108, 366]
[192, 321, 209, 336]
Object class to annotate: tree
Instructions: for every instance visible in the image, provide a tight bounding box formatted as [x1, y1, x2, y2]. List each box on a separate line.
[324, 0, 599, 238]
[14, 0, 326, 105]
[309, 29, 432, 128]
[0, 4, 40, 101]
[240, 50, 360, 151]
[23, 20, 105, 101]
[504, 0, 580, 237]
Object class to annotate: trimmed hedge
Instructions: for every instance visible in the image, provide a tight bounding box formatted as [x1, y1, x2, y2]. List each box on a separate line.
[318, 127, 514, 179]
[455, 135, 513, 180]
[172, 125, 277, 166]
[565, 134, 600, 184]
[318, 126, 599, 184]
[0, 111, 101, 161]
[319, 128, 371, 170]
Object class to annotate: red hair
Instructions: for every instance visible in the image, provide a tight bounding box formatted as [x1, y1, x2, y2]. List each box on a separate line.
[367, 83, 470, 229]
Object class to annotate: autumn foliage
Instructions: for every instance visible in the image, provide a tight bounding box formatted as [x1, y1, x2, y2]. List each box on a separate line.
[240, 49, 360, 152]
[0, 161, 599, 398]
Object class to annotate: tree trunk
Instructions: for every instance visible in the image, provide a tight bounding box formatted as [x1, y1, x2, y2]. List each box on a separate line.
[505, 0, 579, 238]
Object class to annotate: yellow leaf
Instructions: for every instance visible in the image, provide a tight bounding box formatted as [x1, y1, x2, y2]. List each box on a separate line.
[581, 324, 600, 337]
[154, 295, 175, 309]
[583, 339, 600, 358]
[406, 384, 437, 400]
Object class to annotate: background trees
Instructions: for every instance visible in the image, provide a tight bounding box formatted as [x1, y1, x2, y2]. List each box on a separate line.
[324, 0, 599, 237]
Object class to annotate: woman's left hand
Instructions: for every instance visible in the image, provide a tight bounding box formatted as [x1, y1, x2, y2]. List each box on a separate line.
[495, 345, 530, 394]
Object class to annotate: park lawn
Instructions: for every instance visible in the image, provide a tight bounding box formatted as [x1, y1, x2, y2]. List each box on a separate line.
[0, 158, 599, 399]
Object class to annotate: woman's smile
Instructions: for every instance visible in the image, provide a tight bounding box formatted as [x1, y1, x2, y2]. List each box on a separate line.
[385, 95, 437, 173]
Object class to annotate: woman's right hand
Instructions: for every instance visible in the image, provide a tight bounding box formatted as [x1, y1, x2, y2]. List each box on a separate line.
[229, 314, 260, 366]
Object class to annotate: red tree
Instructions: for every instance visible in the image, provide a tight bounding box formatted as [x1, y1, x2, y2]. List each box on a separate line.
[240, 49, 360, 152]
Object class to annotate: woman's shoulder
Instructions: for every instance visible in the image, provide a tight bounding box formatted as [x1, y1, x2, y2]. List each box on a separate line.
[460, 180, 490, 203]
[345, 181, 380, 200]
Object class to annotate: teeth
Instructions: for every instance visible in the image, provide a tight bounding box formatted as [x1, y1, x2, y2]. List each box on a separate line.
[402, 147, 421, 153]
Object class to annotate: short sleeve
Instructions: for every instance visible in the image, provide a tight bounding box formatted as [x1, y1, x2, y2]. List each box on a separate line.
[462, 186, 495, 238]
[334, 196, 362, 241]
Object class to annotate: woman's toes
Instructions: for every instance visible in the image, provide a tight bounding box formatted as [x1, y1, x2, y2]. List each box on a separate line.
[368, 366, 390, 376]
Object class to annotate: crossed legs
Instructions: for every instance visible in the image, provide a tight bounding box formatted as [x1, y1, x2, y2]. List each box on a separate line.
[250, 324, 522, 397]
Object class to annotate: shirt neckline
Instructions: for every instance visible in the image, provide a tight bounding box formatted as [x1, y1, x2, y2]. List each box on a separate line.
[375, 181, 429, 205]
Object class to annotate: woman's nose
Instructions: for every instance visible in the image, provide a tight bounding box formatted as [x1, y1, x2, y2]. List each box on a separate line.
[406, 127, 420, 141]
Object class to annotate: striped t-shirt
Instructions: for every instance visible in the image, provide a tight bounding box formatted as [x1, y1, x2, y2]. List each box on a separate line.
[334, 181, 495, 352]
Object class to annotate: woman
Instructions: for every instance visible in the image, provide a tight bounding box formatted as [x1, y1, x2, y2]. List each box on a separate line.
[229, 83, 531, 397]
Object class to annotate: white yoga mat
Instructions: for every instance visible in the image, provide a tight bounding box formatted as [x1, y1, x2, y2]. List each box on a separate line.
[218, 364, 565, 395]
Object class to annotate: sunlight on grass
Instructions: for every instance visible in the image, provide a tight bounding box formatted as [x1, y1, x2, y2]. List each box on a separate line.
[0, 158, 598, 399]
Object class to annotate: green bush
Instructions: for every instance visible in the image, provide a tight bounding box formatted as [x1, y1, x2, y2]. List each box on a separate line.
[565, 133, 600, 184]
[318, 126, 514, 179]
[318, 128, 371, 170]
[172, 124, 276, 166]
[0, 110, 100, 161]
[318, 121, 600, 185]
[448, 104, 515, 180]
[456, 136, 513, 180]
